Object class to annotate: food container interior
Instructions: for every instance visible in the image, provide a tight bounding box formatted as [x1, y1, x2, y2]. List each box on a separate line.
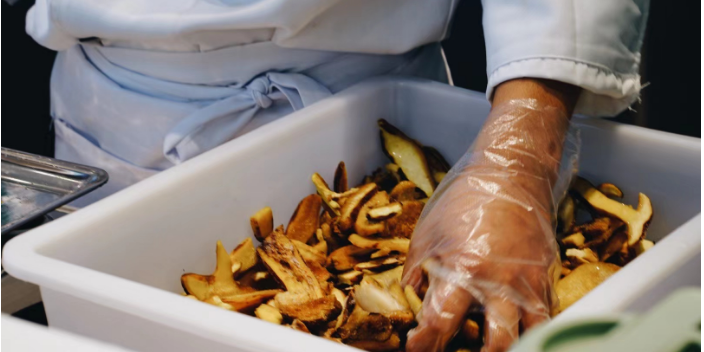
[3, 78, 700, 352]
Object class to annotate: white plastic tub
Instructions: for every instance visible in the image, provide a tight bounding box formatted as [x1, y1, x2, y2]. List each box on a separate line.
[3, 78, 700, 351]
[2, 315, 133, 352]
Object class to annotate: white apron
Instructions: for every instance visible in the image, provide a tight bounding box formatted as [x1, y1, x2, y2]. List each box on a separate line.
[51, 42, 448, 206]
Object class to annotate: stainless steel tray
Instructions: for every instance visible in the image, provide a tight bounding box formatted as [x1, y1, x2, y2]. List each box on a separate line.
[1, 148, 108, 233]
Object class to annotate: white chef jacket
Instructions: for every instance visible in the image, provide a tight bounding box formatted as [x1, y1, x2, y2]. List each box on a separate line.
[26, 0, 649, 206]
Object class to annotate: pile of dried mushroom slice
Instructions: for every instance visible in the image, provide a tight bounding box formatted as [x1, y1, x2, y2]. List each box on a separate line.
[180, 119, 656, 351]
[181, 119, 460, 351]
[555, 177, 654, 313]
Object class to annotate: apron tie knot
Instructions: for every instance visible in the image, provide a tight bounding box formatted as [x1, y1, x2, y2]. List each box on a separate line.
[247, 76, 274, 109]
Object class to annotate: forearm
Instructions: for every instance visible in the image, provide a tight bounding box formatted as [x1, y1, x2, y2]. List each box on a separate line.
[463, 79, 580, 207]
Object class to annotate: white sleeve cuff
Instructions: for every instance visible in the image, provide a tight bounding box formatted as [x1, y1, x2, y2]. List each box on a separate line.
[26, 0, 77, 51]
[486, 57, 642, 117]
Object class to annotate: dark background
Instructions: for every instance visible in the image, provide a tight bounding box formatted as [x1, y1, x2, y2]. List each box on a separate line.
[2, 0, 701, 158]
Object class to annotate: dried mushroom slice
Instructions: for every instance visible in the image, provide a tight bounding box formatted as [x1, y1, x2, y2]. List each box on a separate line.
[312, 228, 328, 255]
[230, 238, 258, 275]
[338, 183, 378, 232]
[599, 231, 629, 261]
[575, 217, 624, 247]
[276, 293, 342, 325]
[255, 303, 283, 324]
[555, 262, 620, 314]
[369, 266, 404, 287]
[557, 195, 576, 235]
[560, 232, 585, 248]
[633, 239, 654, 257]
[292, 240, 326, 266]
[290, 319, 311, 333]
[597, 183, 624, 199]
[258, 229, 324, 300]
[286, 194, 322, 243]
[220, 289, 281, 311]
[572, 177, 653, 246]
[354, 257, 404, 273]
[356, 191, 391, 237]
[349, 234, 410, 254]
[460, 319, 481, 342]
[337, 270, 364, 286]
[312, 173, 349, 216]
[348, 333, 401, 352]
[367, 202, 403, 221]
[389, 181, 421, 202]
[370, 248, 392, 259]
[354, 277, 410, 314]
[378, 119, 435, 197]
[306, 259, 333, 286]
[404, 286, 422, 317]
[250, 207, 274, 242]
[181, 241, 245, 300]
[328, 245, 374, 272]
[383, 200, 423, 238]
[335, 302, 394, 342]
[334, 162, 349, 193]
[423, 146, 451, 184]
[565, 248, 599, 267]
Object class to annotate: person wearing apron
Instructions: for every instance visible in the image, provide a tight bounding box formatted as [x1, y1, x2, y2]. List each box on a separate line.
[27, 0, 649, 350]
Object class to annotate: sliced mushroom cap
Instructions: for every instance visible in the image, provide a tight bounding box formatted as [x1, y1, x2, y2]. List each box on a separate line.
[565, 248, 599, 267]
[355, 191, 391, 237]
[181, 241, 244, 300]
[422, 146, 451, 185]
[230, 238, 258, 275]
[383, 200, 424, 238]
[338, 183, 378, 232]
[560, 232, 586, 248]
[335, 301, 394, 342]
[403, 285, 422, 317]
[378, 119, 435, 197]
[292, 240, 326, 266]
[353, 256, 404, 273]
[367, 202, 403, 221]
[599, 231, 629, 261]
[633, 239, 655, 257]
[354, 277, 410, 315]
[572, 177, 653, 247]
[348, 333, 401, 352]
[328, 245, 374, 272]
[337, 270, 364, 286]
[221, 289, 282, 311]
[460, 318, 481, 342]
[598, 183, 624, 199]
[250, 207, 274, 242]
[286, 194, 322, 243]
[555, 262, 620, 313]
[367, 266, 404, 287]
[557, 195, 576, 235]
[290, 319, 312, 333]
[255, 303, 283, 324]
[575, 217, 624, 246]
[389, 181, 421, 202]
[349, 234, 410, 254]
[276, 293, 342, 325]
[312, 173, 343, 216]
[334, 161, 349, 193]
[258, 229, 324, 300]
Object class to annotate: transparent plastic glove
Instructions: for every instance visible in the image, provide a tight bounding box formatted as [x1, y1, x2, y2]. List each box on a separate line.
[403, 99, 579, 352]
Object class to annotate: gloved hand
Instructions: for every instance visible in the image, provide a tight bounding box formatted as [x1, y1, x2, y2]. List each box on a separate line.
[403, 79, 580, 352]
